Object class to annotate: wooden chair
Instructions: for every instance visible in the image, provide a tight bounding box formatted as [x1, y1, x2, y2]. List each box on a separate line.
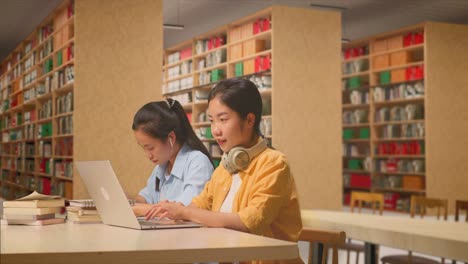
[455, 200, 468, 222]
[381, 196, 448, 264]
[299, 228, 346, 264]
[340, 191, 384, 264]
[350, 191, 384, 215]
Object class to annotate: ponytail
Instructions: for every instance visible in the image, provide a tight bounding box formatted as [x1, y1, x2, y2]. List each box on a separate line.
[132, 99, 213, 165]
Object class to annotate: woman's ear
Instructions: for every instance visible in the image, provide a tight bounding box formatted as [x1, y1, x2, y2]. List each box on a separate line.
[246, 113, 256, 128]
[168, 131, 176, 147]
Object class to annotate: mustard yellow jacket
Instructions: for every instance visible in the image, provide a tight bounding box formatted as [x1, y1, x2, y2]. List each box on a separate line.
[192, 148, 303, 264]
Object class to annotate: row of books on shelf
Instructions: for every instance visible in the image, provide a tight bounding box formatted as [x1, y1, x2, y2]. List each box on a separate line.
[375, 141, 424, 155]
[374, 175, 424, 191]
[197, 49, 226, 70]
[56, 91, 73, 114]
[342, 59, 369, 75]
[2, 137, 73, 157]
[375, 158, 424, 174]
[342, 143, 370, 157]
[378, 123, 424, 139]
[167, 60, 192, 79]
[195, 36, 226, 55]
[167, 46, 192, 64]
[349, 90, 369, 105]
[342, 45, 368, 60]
[343, 109, 368, 125]
[57, 116, 73, 135]
[165, 77, 194, 93]
[373, 81, 424, 101]
[343, 127, 370, 140]
[39, 99, 53, 119]
[375, 104, 424, 122]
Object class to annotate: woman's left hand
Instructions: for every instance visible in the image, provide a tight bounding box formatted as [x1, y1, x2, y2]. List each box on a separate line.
[145, 201, 186, 221]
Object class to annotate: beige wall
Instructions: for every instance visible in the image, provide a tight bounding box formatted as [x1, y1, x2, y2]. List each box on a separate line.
[74, 0, 163, 198]
[272, 6, 342, 210]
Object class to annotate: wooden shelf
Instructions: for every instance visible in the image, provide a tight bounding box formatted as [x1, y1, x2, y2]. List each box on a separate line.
[166, 72, 194, 83]
[164, 56, 193, 69]
[55, 175, 73, 181]
[342, 71, 369, 79]
[193, 45, 228, 60]
[36, 117, 53, 124]
[342, 123, 370, 128]
[229, 49, 272, 65]
[374, 155, 425, 159]
[343, 169, 371, 174]
[342, 103, 370, 109]
[192, 122, 210, 127]
[343, 186, 371, 191]
[54, 156, 73, 159]
[228, 30, 272, 47]
[372, 61, 424, 73]
[55, 111, 74, 118]
[373, 137, 425, 142]
[193, 100, 208, 106]
[342, 155, 368, 159]
[371, 43, 424, 57]
[194, 62, 227, 74]
[373, 96, 424, 106]
[342, 55, 370, 63]
[162, 87, 193, 97]
[54, 81, 74, 94]
[343, 139, 370, 143]
[373, 119, 424, 126]
[35, 173, 52, 178]
[54, 133, 74, 139]
[375, 171, 425, 176]
[373, 187, 425, 194]
[370, 79, 424, 88]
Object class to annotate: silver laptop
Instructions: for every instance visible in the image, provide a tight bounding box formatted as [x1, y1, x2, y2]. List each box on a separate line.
[75, 160, 202, 230]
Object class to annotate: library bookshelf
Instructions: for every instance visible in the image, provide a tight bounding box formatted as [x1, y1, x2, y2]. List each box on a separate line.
[0, 0, 75, 200]
[341, 22, 468, 213]
[161, 6, 342, 210]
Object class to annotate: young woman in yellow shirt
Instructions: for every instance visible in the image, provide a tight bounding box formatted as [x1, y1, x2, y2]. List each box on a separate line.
[146, 78, 303, 263]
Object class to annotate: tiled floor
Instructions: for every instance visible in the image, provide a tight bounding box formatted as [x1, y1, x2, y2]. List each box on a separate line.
[298, 207, 466, 264]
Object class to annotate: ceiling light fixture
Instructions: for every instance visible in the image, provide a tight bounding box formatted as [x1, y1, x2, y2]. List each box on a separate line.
[163, 24, 184, 30]
[341, 38, 351, 43]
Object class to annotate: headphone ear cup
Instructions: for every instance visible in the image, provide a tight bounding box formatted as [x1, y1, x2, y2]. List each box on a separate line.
[231, 150, 250, 170]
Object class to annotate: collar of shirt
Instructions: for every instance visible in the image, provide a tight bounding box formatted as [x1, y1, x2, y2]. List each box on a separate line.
[155, 142, 190, 182]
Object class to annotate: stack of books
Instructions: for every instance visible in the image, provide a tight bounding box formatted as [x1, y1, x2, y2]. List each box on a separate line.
[66, 200, 101, 224]
[2, 191, 65, 226]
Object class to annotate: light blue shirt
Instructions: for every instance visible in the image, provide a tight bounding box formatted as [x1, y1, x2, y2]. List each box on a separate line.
[139, 143, 213, 206]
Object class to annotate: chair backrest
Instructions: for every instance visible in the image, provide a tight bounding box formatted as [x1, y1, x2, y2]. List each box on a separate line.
[455, 200, 468, 222]
[410, 196, 448, 220]
[350, 191, 384, 215]
[299, 228, 346, 264]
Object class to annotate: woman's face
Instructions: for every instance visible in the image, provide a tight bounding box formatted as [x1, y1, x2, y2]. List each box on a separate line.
[207, 96, 254, 153]
[134, 130, 173, 165]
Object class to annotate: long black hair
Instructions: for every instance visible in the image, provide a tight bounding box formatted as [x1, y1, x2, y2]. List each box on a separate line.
[208, 78, 263, 135]
[132, 99, 212, 164]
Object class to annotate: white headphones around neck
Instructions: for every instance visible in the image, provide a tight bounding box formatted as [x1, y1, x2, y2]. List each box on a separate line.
[221, 138, 268, 174]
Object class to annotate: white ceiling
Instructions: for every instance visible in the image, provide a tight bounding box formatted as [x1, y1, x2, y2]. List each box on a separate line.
[2, 0, 468, 61]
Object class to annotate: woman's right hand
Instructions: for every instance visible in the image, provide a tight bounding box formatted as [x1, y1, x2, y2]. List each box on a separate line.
[132, 203, 155, 216]
[145, 201, 186, 221]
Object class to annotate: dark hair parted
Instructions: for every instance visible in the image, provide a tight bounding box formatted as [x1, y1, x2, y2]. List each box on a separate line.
[132, 99, 212, 164]
[208, 78, 263, 135]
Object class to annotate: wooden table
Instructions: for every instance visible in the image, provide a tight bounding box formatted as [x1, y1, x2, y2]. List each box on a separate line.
[0, 223, 299, 264]
[301, 210, 468, 263]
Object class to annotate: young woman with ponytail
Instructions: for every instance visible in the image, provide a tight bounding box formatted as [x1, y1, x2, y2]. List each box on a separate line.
[131, 99, 214, 216]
